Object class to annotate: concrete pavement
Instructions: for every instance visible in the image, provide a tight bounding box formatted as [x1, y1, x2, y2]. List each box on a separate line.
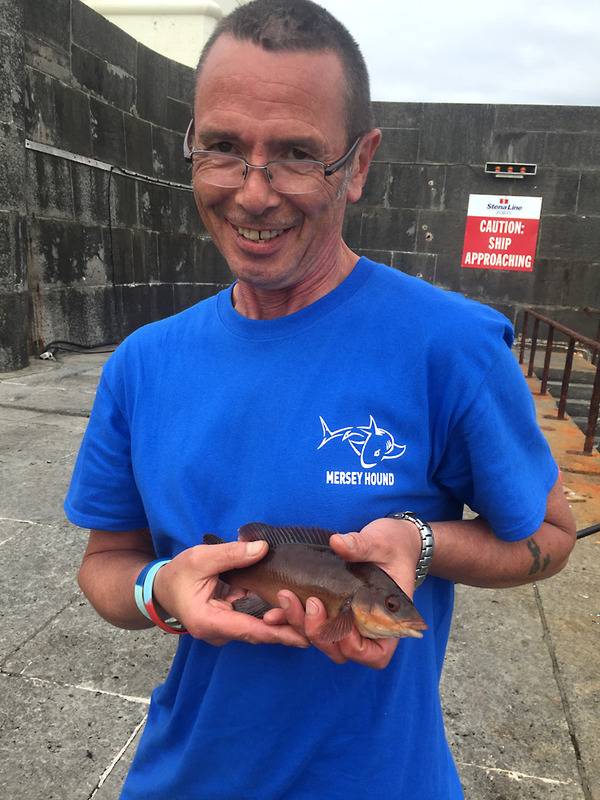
[0, 349, 598, 800]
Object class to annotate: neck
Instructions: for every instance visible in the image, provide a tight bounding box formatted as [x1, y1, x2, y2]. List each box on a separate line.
[232, 243, 359, 320]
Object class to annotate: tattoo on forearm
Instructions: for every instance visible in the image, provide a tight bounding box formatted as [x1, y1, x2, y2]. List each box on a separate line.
[527, 538, 551, 575]
[543, 555, 551, 571]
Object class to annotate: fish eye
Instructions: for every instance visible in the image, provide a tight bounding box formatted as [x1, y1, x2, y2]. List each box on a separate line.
[385, 595, 401, 612]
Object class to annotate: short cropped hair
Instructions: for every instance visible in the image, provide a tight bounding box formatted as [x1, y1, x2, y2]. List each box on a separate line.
[195, 0, 374, 144]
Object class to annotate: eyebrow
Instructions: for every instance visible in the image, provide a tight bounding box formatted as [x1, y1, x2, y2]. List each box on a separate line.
[196, 128, 325, 157]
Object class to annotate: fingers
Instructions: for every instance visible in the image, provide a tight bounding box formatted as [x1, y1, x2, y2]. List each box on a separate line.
[278, 592, 347, 664]
[303, 597, 347, 664]
[339, 630, 398, 670]
[262, 607, 287, 625]
[196, 539, 268, 575]
[330, 525, 418, 599]
[195, 600, 309, 648]
[277, 590, 399, 669]
[329, 531, 369, 562]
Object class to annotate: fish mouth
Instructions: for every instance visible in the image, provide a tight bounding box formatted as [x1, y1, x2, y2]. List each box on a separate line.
[352, 604, 427, 640]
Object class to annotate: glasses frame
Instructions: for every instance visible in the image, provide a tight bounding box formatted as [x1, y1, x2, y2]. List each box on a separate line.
[182, 119, 362, 194]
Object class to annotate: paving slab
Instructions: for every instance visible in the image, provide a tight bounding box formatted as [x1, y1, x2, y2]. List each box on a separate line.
[441, 583, 584, 799]
[4, 597, 175, 699]
[455, 763, 585, 800]
[92, 726, 144, 800]
[536, 536, 600, 796]
[0, 520, 84, 660]
[0, 352, 108, 416]
[0, 417, 85, 466]
[0, 461, 79, 524]
[0, 672, 146, 800]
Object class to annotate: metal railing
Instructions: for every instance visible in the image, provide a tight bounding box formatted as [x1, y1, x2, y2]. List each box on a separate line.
[519, 309, 600, 454]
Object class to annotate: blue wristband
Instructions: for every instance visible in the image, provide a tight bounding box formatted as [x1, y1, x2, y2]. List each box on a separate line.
[134, 559, 170, 621]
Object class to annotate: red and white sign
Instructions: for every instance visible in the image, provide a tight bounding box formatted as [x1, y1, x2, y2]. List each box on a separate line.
[461, 194, 542, 272]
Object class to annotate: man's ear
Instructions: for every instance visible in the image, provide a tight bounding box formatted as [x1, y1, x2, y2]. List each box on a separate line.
[346, 128, 382, 204]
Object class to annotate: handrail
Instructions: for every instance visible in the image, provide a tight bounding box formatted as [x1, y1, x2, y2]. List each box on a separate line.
[519, 309, 600, 455]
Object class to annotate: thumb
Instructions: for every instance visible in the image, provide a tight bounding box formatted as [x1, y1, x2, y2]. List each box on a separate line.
[200, 539, 268, 574]
[330, 531, 371, 562]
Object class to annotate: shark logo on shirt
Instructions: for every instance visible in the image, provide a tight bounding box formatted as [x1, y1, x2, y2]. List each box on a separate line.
[318, 415, 406, 469]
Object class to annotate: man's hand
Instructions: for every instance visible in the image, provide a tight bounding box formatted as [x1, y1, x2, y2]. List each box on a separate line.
[78, 529, 308, 648]
[330, 517, 422, 597]
[152, 540, 309, 648]
[272, 517, 422, 669]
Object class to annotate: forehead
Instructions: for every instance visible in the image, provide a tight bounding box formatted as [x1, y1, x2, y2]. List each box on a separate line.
[194, 36, 348, 146]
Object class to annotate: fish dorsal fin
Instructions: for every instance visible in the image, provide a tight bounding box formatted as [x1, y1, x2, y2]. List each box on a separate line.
[238, 522, 337, 547]
[203, 533, 225, 545]
[315, 601, 354, 643]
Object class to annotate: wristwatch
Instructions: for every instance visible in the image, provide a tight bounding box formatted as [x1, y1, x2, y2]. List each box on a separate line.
[386, 511, 435, 587]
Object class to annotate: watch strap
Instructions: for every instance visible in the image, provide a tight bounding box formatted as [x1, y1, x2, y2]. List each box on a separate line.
[386, 511, 435, 587]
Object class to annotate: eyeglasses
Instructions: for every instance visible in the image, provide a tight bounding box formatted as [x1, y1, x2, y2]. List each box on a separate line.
[183, 119, 361, 196]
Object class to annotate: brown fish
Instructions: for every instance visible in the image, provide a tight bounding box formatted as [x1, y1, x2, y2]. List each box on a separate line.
[203, 523, 427, 643]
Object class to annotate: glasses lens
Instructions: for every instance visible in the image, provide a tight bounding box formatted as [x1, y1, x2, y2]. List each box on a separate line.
[194, 153, 246, 188]
[269, 160, 323, 194]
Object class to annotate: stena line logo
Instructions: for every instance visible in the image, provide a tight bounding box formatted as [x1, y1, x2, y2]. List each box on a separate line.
[318, 415, 406, 486]
[487, 197, 523, 212]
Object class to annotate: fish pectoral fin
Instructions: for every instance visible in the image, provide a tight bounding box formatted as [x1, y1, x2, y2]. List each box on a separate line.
[232, 594, 275, 619]
[212, 579, 231, 600]
[315, 603, 354, 644]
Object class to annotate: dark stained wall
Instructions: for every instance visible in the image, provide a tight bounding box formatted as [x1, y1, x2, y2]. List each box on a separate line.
[21, 0, 229, 357]
[0, 0, 28, 370]
[1, 0, 599, 370]
[351, 102, 600, 338]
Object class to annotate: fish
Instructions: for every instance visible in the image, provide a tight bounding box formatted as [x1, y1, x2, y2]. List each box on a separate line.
[203, 523, 427, 643]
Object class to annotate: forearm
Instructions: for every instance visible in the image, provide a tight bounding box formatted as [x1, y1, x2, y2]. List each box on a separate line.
[429, 515, 575, 589]
[78, 530, 156, 630]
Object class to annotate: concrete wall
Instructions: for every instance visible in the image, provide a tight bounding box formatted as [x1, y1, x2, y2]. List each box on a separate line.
[1, 0, 599, 370]
[21, 0, 229, 359]
[0, 0, 28, 370]
[351, 101, 600, 338]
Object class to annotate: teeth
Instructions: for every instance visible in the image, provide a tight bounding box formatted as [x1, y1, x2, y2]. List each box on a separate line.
[237, 227, 284, 241]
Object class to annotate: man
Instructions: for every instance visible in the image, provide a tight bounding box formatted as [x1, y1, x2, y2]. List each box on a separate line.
[65, 1, 576, 798]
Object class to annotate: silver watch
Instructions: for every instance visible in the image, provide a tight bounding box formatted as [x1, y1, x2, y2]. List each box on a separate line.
[386, 511, 434, 587]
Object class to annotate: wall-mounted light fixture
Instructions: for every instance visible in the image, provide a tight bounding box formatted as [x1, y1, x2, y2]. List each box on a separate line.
[484, 162, 537, 179]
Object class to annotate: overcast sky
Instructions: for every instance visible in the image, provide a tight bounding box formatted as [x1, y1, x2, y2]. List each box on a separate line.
[317, 0, 600, 106]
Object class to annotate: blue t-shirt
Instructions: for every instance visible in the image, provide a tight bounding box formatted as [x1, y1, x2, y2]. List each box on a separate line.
[65, 258, 557, 800]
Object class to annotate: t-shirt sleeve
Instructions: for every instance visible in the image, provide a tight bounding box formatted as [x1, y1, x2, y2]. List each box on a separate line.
[64, 372, 149, 531]
[434, 340, 559, 541]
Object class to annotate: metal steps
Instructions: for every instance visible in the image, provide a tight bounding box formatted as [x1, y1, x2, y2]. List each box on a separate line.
[540, 369, 600, 450]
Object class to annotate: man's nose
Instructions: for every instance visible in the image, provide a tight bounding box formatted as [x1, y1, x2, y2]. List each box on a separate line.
[234, 165, 281, 215]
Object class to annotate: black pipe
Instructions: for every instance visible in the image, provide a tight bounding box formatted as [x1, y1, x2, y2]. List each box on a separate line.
[576, 523, 600, 540]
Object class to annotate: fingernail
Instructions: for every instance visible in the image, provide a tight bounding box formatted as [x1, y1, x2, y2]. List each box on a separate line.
[306, 599, 318, 616]
[342, 534, 356, 549]
[279, 594, 289, 610]
[246, 540, 265, 556]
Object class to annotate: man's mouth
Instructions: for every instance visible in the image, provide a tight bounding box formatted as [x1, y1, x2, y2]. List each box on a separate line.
[234, 225, 290, 242]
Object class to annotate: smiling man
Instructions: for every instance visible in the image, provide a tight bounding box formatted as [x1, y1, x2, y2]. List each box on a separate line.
[65, 1, 576, 798]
